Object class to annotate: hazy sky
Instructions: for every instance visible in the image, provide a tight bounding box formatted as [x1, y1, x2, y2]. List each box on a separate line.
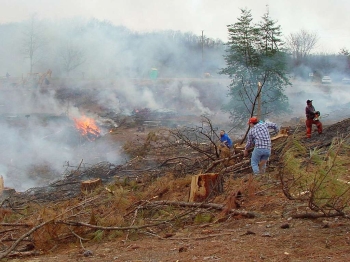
[1, 0, 349, 53]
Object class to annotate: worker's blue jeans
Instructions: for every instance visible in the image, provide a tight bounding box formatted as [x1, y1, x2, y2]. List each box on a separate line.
[251, 148, 271, 174]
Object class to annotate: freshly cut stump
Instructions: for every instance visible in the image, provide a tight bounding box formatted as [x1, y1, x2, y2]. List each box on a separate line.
[81, 178, 102, 193]
[0, 175, 3, 196]
[189, 173, 222, 202]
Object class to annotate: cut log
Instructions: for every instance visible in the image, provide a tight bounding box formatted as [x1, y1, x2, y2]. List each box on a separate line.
[81, 178, 102, 193]
[271, 133, 288, 141]
[189, 173, 222, 202]
[234, 143, 246, 150]
[279, 126, 291, 135]
[233, 143, 246, 154]
[271, 127, 290, 141]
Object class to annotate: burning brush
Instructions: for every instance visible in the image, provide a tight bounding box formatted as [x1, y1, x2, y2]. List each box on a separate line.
[73, 115, 101, 141]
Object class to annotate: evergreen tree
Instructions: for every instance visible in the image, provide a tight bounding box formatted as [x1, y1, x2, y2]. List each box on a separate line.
[220, 8, 290, 126]
[256, 10, 290, 118]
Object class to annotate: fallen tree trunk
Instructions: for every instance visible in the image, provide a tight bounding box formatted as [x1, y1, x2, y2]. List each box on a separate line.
[8, 250, 42, 258]
[205, 151, 247, 173]
[58, 201, 256, 233]
[148, 200, 256, 218]
[220, 160, 250, 174]
[0, 223, 31, 227]
[292, 212, 344, 219]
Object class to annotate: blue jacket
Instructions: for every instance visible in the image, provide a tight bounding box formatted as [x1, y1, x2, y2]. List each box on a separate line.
[220, 133, 232, 148]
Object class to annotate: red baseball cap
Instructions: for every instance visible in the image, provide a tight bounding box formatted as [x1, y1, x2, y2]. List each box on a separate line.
[248, 117, 258, 124]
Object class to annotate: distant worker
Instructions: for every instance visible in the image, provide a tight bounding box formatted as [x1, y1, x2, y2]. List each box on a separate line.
[219, 130, 232, 148]
[244, 117, 279, 175]
[305, 99, 322, 138]
[6, 72, 10, 79]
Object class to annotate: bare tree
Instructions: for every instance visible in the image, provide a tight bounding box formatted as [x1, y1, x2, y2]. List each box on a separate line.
[60, 41, 86, 76]
[339, 48, 350, 72]
[285, 29, 318, 65]
[21, 14, 46, 74]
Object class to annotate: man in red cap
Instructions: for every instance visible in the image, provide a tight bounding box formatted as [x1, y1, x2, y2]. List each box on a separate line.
[305, 100, 322, 138]
[244, 117, 279, 175]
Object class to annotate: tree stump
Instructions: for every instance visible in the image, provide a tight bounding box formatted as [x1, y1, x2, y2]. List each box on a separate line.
[81, 178, 102, 193]
[0, 175, 3, 196]
[1, 188, 16, 198]
[189, 173, 222, 202]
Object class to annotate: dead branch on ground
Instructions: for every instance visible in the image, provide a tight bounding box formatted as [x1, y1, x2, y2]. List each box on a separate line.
[0, 196, 99, 259]
[145, 200, 256, 218]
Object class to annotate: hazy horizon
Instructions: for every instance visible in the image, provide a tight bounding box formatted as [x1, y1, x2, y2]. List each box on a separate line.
[1, 0, 350, 192]
[1, 0, 350, 54]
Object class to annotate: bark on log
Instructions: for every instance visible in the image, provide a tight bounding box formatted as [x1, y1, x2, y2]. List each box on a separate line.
[292, 212, 344, 219]
[189, 173, 222, 202]
[148, 200, 256, 218]
[8, 250, 42, 258]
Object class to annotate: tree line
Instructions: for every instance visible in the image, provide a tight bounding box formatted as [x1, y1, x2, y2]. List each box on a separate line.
[1, 11, 350, 124]
[220, 8, 350, 126]
[0, 13, 349, 80]
[0, 15, 225, 79]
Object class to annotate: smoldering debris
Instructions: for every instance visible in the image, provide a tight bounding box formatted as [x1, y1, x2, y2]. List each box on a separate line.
[6, 161, 120, 203]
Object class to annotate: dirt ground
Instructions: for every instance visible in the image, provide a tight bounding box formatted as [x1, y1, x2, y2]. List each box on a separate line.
[4, 120, 350, 262]
[9, 180, 350, 262]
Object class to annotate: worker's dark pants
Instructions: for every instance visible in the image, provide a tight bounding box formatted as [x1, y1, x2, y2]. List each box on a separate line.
[306, 118, 322, 138]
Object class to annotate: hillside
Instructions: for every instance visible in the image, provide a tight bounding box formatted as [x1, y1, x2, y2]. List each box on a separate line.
[1, 116, 350, 261]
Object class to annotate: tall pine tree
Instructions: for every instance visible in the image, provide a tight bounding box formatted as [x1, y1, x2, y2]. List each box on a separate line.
[220, 8, 290, 126]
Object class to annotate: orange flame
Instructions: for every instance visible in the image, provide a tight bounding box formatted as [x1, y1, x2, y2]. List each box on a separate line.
[73, 116, 100, 140]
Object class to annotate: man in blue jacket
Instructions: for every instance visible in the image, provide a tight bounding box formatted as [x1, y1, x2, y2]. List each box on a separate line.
[243, 117, 279, 175]
[219, 130, 232, 148]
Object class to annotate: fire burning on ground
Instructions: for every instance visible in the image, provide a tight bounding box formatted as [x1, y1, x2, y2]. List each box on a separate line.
[73, 115, 101, 141]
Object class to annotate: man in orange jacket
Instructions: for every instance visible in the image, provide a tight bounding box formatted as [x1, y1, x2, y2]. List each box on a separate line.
[305, 99, 322, 138]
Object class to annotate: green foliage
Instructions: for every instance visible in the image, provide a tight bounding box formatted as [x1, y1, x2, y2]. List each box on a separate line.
[108, 230, 124, 240]
[127, 230, 140, 241]
[220, 8, 291, 126]
[194, 213, 214, 224]
[92, 230, 105, 242]
[281, 135, 350, 215]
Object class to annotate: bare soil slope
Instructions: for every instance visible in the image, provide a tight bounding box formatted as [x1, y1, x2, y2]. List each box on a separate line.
[3, 119, 350, 262]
